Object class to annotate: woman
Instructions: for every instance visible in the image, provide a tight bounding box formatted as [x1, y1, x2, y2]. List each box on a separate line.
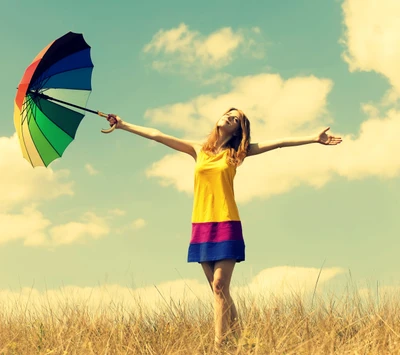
[106, 108, 342, 347]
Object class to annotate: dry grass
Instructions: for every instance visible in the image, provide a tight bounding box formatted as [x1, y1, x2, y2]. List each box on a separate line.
[1, 288, 400, 354]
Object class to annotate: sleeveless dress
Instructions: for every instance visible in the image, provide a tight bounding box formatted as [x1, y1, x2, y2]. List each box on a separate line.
[187, 149, 245, 263]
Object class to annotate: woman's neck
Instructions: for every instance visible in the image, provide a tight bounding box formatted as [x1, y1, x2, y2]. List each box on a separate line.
[214, 132, 232, 153]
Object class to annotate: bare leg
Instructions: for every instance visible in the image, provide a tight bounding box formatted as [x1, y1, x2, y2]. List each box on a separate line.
[212, 259, 236, 346]
[230, 299, 241, 338]
[201, 260, 240, 345]
[201, 261, 215, 291]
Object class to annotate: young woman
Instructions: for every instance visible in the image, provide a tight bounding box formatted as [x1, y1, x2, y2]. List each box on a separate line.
[106, 108, 342, 347]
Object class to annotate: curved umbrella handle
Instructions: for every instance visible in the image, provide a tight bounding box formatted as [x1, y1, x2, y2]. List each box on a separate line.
[97, 111, 117, 134]
[101, 124, 116, 134]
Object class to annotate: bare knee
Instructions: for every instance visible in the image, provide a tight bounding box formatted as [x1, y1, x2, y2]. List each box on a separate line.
[213, 278, 230, 299]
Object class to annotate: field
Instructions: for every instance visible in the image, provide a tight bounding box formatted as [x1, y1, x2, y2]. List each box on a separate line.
[1, 286, 400, 354]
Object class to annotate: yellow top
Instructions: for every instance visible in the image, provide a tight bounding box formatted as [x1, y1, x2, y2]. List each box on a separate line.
[192, 149, 240, 223]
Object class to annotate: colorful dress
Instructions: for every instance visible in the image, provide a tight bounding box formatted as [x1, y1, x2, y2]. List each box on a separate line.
[187, 149, 245, 263]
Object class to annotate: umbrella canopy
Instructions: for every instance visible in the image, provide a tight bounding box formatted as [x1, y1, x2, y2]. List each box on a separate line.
[14, 32, 96, 167]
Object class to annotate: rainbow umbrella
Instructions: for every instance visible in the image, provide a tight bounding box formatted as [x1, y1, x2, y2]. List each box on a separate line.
[14, 31, 115, 168]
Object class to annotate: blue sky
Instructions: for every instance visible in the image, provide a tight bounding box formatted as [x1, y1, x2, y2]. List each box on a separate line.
[1, 0, 400, 303]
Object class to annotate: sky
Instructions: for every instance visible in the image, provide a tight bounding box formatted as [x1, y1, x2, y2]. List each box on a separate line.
[1, 0, 400, 309]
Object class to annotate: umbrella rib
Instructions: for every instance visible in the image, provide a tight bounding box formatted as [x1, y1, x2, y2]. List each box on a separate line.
[35, 97, 75, 140]
[21, 95, 37, 126]
[20, 97, 32, 122]
[30, 99, 63, 157]
[35, 66, 94, 91]
[33, 45, 92, 86]
[22, 98, 43, 166]
[20, 99, 34, 166]
[21, 92, 64, 166]
[33, 89, 97, 117]
[34, 93, 88, 138]
[42, 86, 93, 94]
[40, 84, 93, 92]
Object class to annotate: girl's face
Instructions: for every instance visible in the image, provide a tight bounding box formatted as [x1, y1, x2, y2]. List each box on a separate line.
[217, 109, 240, 135]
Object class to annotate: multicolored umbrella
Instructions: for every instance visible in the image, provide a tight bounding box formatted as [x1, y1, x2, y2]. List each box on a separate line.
[14, 31, 114, 168]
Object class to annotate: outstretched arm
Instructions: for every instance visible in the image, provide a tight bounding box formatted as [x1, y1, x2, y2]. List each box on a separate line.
[107, 114, 201, 159]
[247, 127, 342, 157]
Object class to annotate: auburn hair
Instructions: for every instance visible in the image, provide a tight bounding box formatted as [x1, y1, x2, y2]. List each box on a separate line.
[202, 107, 251, 166]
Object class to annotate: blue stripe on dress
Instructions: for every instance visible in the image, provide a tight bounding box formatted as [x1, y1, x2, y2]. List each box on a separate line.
[188, 240, 245, 263]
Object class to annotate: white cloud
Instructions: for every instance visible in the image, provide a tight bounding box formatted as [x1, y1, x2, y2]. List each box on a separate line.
[201, 72, 233, 85]
[146, 153, 194, 195]
[0, 134, 112, 247]
[381, 88, 400, 107]
[85, 163, 99, 175]
[0, 205, 50, 246]
[115, 217, 147, 234]
[132, 218, 146, 229]
[144, 23, 242, 68]
[108, 208, 126, 216]
[143, 23, 266, 81]
[0, 134, 73, 212]
[0, 266, 344, 317]
[335, 108, 400, 180]
[49, 212, 110, 245]
[341, 0, 400, 94]
[239, 266, 345, 300]
[0, 207, 111, 247]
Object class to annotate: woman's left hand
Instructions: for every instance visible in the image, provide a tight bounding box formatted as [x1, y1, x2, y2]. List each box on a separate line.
[316, 127, 342, 145]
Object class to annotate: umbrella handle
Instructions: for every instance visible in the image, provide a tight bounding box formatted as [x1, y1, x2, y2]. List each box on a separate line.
[101, 124, 116, 134]
[97, 111, 117, 134]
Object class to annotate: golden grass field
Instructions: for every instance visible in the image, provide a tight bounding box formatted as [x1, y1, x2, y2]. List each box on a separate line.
[1, 287, 400, 354]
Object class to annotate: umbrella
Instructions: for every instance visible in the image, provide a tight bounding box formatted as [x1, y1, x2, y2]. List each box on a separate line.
[14, 31, 115, 168]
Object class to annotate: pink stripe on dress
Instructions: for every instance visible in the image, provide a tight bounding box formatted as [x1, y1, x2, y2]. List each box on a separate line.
[191, 221, 243, 243]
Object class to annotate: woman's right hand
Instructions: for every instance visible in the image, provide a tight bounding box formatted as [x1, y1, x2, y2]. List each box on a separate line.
[107, 114, 123, 129]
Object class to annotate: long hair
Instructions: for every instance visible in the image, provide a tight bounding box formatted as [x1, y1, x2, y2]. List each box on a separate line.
[202, 107, 251, 166]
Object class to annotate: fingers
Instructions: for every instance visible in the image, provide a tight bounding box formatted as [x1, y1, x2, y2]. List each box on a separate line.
[323, 127, 330, 133]
[107, 114, 119, 126]
[326, 136, 342, 145]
